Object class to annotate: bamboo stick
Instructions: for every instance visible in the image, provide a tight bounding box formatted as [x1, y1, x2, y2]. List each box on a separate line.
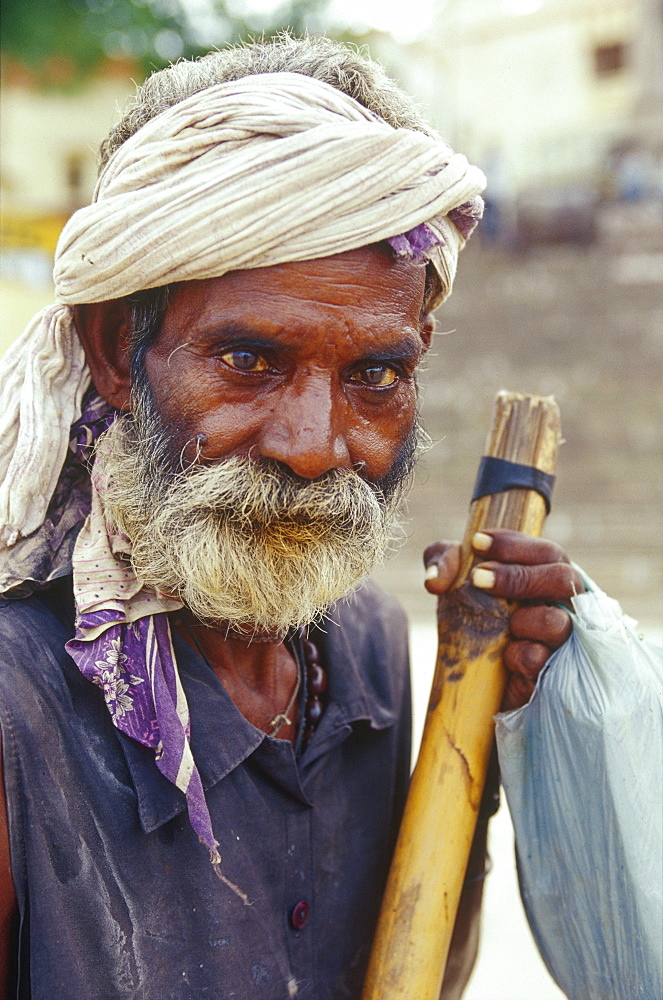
[362, 392, 561, 1000]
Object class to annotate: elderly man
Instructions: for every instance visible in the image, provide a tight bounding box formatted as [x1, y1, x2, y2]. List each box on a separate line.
[0, 35, 581, 1000]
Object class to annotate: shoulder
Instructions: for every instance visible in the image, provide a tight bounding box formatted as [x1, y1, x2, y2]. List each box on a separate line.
[331, 576, 409, 648]
[0, 585, 78, 730]
[0, 586, 72, 667]
[321, 578, 410, 716]
[0, 576, 74, 647]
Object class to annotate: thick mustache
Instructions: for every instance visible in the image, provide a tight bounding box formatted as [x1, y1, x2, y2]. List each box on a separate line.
[173, 459, 381, 508]
[145, 456, 385, 546]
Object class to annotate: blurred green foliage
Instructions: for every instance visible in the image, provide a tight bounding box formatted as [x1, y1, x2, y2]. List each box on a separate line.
[1, 0, 331, 87]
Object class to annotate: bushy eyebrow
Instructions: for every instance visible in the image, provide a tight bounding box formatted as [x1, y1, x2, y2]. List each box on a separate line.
[353, 336, 423, 365]
[201, 323, 291, 354]
[201, 324, 424, 364]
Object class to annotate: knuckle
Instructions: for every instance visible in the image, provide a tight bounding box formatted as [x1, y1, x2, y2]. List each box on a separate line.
[545, 605, 572, 642]
[506, 563, 530, 599]
[505, 639, 549, 679]
[503, 641, 522, 673]
[525, 641, 551, 674]
[509, 603, 572, 645]
[530, 563, 575, 601]
[423, 540, 454, 565]
[540, 603, 564, 633]
[545, 540, 568, 564]
[502, 674, 535, 711]
[508, 606, 529, 636]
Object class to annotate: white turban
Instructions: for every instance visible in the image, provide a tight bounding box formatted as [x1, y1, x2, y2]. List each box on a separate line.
[0, 71, 485, 550]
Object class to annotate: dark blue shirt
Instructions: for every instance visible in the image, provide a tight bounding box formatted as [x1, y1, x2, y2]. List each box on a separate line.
[0, 577, 411, 1000]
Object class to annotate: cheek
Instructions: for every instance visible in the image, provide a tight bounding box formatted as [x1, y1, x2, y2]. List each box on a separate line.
[143, 357, 255, 458]
[347, 392, 418, 479]
[155, 395, 265, 462]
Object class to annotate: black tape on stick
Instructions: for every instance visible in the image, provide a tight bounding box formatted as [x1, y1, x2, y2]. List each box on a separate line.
[471, 456, 555, 514]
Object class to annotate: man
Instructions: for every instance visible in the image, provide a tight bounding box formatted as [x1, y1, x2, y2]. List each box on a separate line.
[0, 36, 581, 999]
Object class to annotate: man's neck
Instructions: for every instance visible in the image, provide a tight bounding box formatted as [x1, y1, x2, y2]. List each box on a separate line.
[172, 612, 300, 743]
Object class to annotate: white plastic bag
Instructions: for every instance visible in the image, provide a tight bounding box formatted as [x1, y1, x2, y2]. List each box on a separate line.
[496, 586, 663, 1000]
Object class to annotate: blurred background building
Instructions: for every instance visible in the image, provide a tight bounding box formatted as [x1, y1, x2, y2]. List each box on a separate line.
[0, 0, 331, 298]
[3, 0, 662, 269]
[372, 0, 663, 245]
[1, 3, 662, 998]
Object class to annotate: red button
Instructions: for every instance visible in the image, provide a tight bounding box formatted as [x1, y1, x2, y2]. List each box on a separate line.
[290, 901, 310, 929]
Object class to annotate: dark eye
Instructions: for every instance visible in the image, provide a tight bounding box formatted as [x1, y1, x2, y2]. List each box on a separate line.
[350, 365, 398, 387]
[220, 350, 269, 372]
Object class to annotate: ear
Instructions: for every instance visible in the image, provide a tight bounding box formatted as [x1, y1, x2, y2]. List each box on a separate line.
[73, 300, 132, 411]
[420, 313, 435, 351]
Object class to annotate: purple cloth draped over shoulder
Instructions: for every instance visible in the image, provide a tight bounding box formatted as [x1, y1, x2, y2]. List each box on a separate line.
[64, 390, 221, 864]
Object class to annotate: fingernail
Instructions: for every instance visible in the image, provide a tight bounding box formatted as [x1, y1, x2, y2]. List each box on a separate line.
[472, 532, 492, 552]
[425, 563, 439, 580]
[472, 568, 496, 589]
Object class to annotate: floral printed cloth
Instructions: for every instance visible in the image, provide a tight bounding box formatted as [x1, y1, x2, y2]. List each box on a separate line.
[63, 453, 224, 863]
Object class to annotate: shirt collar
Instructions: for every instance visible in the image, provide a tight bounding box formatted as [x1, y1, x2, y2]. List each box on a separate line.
[318, 589, 402, 732]
[119, 583, 401, 834]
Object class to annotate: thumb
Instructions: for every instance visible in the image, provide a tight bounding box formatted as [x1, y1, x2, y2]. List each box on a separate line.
[423, 541, 462, 595]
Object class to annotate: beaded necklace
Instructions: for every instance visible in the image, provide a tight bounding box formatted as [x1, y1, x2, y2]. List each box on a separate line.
[301, 637, 328, 749]
[181, 621, 328, 747]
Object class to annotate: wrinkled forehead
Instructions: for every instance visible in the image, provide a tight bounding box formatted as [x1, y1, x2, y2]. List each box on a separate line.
[150, 245, 431, 351]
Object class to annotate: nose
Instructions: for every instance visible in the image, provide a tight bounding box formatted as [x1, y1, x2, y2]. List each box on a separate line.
[258, 373, 351, 480]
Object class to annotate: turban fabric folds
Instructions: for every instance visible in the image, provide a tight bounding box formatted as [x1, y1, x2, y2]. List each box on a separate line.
[54, 73, 483, 302]
[0, 72, 485, 552]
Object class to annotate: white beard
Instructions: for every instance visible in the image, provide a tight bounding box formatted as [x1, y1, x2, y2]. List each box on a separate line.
[96, 403, 415, 632]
